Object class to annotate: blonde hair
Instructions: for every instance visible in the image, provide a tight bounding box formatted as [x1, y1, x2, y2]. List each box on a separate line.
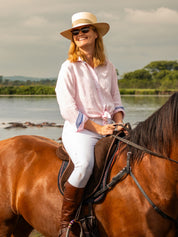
[68, 28, 106, 67]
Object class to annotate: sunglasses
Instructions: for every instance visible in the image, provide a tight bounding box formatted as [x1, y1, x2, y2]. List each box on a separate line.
[71, 27, 90, 36]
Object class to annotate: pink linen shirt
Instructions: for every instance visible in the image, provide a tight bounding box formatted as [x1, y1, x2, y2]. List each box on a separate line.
[55, 58, 125, 131]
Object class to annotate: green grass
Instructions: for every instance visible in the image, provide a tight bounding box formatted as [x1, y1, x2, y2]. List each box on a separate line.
[29, 230, 44, 237]
[119, 88, 177, 95]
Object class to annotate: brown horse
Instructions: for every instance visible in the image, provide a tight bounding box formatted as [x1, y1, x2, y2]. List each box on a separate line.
[0, 92, 177, 237]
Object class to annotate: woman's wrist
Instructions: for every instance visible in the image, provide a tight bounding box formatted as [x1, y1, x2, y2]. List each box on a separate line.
[84, 119, 102, 134]
[112, 111, 124, 124]
[115, 120, 123, 124]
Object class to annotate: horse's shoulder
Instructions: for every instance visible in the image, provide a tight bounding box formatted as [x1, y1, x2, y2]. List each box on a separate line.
[31, 135, 59, 146]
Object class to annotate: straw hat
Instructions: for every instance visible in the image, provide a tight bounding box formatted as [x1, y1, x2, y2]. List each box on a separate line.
[60, 12, 110, 40]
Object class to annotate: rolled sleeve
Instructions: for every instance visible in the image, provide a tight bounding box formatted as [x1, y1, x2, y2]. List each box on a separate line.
[76, 112, 88, 132]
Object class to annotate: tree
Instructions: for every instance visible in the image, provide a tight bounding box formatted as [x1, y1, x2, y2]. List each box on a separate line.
[0, 75, 3, 84]
[122, 69, 152, 80]
[144, 60, 178, 72]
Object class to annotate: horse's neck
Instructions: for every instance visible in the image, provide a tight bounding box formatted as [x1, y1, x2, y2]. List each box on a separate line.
[112, 152, 177, 200]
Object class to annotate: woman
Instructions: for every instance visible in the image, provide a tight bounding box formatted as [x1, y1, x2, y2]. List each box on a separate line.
[55, 12, 125, 237]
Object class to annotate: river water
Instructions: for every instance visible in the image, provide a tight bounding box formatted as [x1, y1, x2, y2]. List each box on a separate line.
[0, 95, 169, 141]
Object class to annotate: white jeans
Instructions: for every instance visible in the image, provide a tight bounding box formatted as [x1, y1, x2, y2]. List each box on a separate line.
[62, 120, 103, 188]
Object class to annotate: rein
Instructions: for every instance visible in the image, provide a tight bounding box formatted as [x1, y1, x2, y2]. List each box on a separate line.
[112, 123, 178, 164]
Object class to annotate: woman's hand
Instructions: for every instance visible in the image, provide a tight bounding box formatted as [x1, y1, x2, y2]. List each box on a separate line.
[84, 119, 115, 136]
[113, 123, 124, 131]
[113, 122, 129, 135]
[99, 124, 115, 136]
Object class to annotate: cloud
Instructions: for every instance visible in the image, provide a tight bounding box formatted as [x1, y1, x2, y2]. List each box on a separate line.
[108, 7, 178, 45]
[102, 7, 178, 74]
[24, 16, 48, 27]
[125, 7, 178, 24]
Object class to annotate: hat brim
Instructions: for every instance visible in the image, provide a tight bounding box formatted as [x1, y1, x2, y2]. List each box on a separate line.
[60, 22, 110, 40]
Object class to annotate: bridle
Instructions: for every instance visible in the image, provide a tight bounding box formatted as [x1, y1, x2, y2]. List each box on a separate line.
[94, 123, 178, 229]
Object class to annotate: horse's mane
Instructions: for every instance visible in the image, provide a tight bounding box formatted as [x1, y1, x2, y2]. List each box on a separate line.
[123, 92, 178, 163]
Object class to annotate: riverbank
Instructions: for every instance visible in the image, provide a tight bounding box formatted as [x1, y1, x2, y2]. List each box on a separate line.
[3, 121, 63, 129]
[0, 86, 177, 95]
[120, 89, 176, 95]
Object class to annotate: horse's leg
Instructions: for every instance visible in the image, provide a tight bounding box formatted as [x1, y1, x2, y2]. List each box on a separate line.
[0, 215, 18, 237]
[0, 215, 33, 237]
[12, 216, 33, 237]
[0, 223, 12, 237]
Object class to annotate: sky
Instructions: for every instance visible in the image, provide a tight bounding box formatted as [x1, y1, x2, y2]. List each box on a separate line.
[1, 0, 178, 78]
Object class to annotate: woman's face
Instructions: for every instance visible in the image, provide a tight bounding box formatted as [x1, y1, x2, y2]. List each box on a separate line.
[72, 26, 98, 51]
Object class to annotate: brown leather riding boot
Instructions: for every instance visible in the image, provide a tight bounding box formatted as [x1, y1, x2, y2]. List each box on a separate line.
[59, 182, 84, 237]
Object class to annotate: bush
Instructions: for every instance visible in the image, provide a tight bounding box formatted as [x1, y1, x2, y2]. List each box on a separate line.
[0, 86, 55, 95]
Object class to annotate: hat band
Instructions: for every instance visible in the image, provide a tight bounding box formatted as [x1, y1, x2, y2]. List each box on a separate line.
[72, 19, 95, 27]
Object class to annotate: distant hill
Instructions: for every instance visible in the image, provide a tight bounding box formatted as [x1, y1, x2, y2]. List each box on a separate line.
[4, 76, 56, 81]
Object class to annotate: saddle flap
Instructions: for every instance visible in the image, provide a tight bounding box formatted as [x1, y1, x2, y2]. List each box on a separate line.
[85, 135, 118, 198]
[56, 143, 69, 161]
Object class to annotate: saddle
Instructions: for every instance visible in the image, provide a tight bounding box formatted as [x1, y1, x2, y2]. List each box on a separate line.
[56, 132, 121, 202]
